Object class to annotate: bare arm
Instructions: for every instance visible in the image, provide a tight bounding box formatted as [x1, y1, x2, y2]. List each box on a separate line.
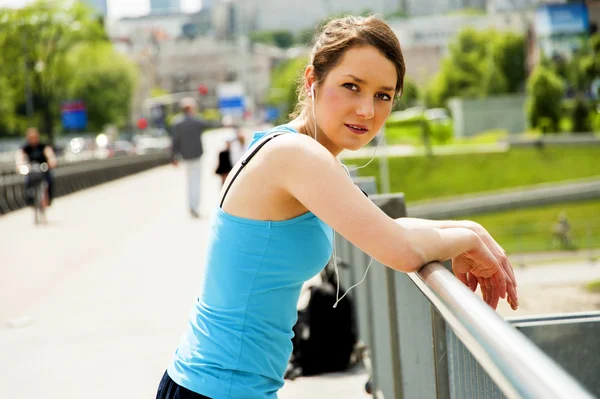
[267, 134, 501, 277]
[395, 217, 470, 230]
[15, 150, 26, 170]
[43, 146, 58, 169]
[397, 216, 518, 308]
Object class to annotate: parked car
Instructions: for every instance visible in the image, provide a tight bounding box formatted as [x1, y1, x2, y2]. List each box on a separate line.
[108, 140, 136, 157]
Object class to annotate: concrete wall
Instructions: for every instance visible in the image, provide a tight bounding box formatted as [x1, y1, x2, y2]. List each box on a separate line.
[448, 94, 527, 138]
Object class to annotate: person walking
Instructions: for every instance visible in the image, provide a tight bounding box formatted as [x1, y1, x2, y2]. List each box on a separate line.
[171, 97, 211, 218]
[215, 125, 247, 186]
[157, 15, 519, 399]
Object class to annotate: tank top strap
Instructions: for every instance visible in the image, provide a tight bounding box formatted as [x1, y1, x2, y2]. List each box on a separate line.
[219, 129, 291, 208]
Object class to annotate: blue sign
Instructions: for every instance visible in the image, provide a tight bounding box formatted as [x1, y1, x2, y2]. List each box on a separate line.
[61, 100, 88, 131]
[218, 96, 244, 110]
[265, 107, 280, 122]
[535, 3, 589, 37]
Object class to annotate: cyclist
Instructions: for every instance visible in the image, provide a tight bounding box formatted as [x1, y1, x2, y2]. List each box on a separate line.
[15, 127, 57, 206]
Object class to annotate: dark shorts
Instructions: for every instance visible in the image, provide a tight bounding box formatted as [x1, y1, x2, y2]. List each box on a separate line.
[215, 150, 233, 175]
[156, 371, 212, 399]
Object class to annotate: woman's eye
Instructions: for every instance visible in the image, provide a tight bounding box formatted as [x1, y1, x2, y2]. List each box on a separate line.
[377, 93, 392, 101]
[343, 83, 359, 91]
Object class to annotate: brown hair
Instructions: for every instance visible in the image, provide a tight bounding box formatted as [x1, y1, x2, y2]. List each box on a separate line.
[292, 15, 406, 118]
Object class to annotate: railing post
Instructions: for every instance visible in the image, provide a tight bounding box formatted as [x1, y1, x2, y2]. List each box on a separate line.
[368, 193, 451, 399]
[368, 193, 407, 399]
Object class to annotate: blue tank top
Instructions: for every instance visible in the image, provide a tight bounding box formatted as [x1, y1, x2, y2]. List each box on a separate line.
[167, 126, 334, 398]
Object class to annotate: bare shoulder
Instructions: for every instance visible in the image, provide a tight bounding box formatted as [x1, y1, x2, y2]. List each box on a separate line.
[258, 133, 338, 169]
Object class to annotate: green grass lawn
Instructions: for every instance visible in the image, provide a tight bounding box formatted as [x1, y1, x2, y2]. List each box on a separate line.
[348, 146, 600, 203]
[461, 200, 600, 254]
[346, 146, 600, 254]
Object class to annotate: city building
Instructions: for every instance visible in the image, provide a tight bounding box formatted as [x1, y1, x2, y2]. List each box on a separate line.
[107, 8, 213, 43]
[150, 0, 181, 15]
[403, 0, 486, 17]
[218, 0, 399, 33]
[79, 0, 108, 17]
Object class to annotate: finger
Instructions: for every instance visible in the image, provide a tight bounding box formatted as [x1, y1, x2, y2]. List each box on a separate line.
[456, 271, 469, 287]
[491, 270, 507, 299]
[503, 257, 517, 288]
[485, 278, 495, 306]
[489, 238, 516, 288]
[484, 277, 492, 292]
[467, 272, 478, 292]
[485, 280, 493, 306]
[476, 276, 487, 303]
[490, 285, 500, 310]
[506, 281, 519, 310]
[475, 275, 485, 299]
[495, 253, 516, 285]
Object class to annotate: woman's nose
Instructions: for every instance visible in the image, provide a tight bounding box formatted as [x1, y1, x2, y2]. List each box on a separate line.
[356, 97, 374, 119]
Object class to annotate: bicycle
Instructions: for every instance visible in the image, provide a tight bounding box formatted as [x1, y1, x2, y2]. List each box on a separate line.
[17, 162, 49, 225]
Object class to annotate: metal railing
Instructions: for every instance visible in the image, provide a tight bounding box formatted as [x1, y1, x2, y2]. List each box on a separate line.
[407, 177, 600, 220]
[0, 151, 171, 216]
[336, 190, 598, 399]
[412, 262, 594, 399]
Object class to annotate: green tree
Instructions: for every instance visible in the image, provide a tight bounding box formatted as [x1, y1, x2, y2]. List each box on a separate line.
[266, 56, 308, 123]
[250, 30, 295, 48]
[296, 28, 315, 46]
[0, 76, 18, 136]
[393, 78, 419, 111]
[0, 0, 106, 142]
[384, 10, 409, 19]
[571, 96, 590, 133]
[425, 28, 526, 107]
[425, 28, 488, 107]
[489, 32, 526, 93]
[67, 43, 137, 131]
[526, 65, 565, 133]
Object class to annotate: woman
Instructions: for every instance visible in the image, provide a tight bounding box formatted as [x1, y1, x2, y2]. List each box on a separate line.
[157, 15, 519, 399]
[215, 126, 247, 186]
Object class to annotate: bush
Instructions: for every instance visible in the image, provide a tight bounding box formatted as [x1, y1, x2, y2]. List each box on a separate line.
[526, 65, 565, 132]
[571, 98, 591, 133]
[586, 280, 600, 293]
[385, 110, 452, 145]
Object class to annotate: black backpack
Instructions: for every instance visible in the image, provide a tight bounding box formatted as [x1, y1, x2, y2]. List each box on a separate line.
[285, 262, 358, 379]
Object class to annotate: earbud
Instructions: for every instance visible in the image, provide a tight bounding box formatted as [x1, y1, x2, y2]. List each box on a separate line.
[310, 83, 317, 141]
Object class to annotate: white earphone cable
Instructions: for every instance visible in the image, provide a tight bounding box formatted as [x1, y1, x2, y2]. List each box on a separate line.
[310, 82, 379, 308]
[332, 233, 375, 308]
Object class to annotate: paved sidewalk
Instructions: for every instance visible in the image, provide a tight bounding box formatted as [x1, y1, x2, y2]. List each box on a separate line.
[0, 128, 370, 399]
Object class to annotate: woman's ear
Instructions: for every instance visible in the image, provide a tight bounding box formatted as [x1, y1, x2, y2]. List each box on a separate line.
[304, 65, 315, 95]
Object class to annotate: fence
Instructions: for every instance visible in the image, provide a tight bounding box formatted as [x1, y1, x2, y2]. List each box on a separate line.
[336, 188, 598, 398]
[0, 152, 171, 216]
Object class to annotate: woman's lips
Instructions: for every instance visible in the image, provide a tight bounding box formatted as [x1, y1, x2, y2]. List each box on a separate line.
[345, 124, 369, 135]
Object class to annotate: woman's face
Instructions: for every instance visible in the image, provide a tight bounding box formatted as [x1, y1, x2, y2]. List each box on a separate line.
[311, 45, 397, 153]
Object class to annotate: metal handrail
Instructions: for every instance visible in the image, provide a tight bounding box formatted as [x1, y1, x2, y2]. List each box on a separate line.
[410, 262, 595, 399]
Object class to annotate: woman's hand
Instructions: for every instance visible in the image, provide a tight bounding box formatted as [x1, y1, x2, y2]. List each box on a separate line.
[463, 222, 519, 310]
[451, 235, 510, 310]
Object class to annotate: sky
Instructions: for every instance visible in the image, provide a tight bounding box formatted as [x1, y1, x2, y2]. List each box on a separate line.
[0, 0, 204, 20]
